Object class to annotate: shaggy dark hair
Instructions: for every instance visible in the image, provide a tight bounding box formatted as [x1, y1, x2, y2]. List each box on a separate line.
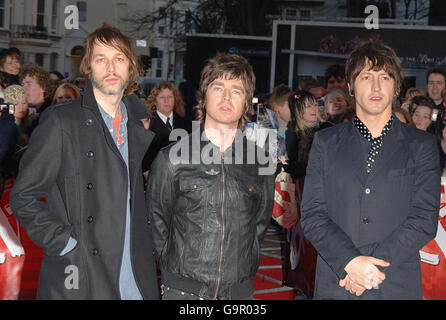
[195, 52, 256, 130]
[346, 39, 403, 97]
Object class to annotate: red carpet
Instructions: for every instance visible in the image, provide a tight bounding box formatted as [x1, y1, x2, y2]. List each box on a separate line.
[1, 179, 294, 300]
[12, 226, 295, 300]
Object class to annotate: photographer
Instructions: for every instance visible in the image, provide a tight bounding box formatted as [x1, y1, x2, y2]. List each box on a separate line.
[0, 103, 17, 197]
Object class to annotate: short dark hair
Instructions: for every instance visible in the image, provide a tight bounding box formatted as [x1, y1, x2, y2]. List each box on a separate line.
[324, 64, 345, 88]
[50, 70, 64, 80]
[195, 52, 256, 130]
[426, 67, 446, 83]
[345, 39, 403, 96]
[409, 95, 435, 115]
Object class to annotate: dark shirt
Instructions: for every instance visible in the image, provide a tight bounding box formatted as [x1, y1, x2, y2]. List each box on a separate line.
[0, 112, 17, 174]
[353, 115, 393, 174]
[29, 97, 53, 136]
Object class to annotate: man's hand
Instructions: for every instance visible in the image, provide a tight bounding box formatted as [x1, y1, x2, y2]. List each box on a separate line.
[339, 275, 366, 296]
[344, 256, 390, 290]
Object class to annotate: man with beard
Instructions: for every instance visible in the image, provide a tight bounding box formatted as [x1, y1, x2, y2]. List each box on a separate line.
[10, 23, 159, 299]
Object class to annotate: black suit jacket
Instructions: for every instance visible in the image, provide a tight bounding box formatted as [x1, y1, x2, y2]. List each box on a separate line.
[301, 116, 441, 299]
[142, 111, 191, 172]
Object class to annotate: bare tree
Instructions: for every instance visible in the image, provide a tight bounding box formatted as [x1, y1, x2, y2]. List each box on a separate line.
[122, 0, 273, 38]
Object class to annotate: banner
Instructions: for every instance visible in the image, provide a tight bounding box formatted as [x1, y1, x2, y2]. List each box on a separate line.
[420, 177, 446, 300]
[0, 179, 25, 300]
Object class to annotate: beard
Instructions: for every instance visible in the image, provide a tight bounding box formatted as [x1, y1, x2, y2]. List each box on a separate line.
[91, 73, 128, 96]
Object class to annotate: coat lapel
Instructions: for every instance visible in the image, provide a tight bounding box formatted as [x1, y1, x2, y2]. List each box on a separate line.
[337, 120, 367, 184]
[81, 80, 124, 162]
[123, 94, 155, 200]
[81, 79, 155, 183]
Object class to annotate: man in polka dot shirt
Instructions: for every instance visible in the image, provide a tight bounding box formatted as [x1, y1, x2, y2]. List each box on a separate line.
[301, 39, 441, 300]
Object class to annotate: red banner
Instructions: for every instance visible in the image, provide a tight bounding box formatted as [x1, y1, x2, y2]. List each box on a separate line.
[420, 177, 446, 300]
[0, 179, 25, 300]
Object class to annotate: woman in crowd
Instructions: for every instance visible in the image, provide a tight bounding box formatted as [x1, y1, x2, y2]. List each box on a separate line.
[282, 90, 332, 299]
[142, 81, 191, 173]
[323, 88, 351, 124]
[52, 83, 81, 104]
[0, 48, 21, 87]
[411, 96, 435, 131]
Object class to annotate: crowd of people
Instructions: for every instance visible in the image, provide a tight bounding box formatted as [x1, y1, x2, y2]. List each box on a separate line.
[0, 22, 443, 301]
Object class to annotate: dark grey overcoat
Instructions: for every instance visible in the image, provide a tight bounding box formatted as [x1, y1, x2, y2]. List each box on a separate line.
[10, 80, 159, 299]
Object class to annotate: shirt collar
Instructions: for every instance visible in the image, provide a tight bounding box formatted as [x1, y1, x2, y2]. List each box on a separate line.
[98, 101, 128, 123]
[156, 110, 173, 124]
[353, 114, 393, 142]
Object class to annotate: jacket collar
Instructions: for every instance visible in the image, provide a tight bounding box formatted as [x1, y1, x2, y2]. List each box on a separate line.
[341, 114, 405, 183]
[197, 123, 249, 165]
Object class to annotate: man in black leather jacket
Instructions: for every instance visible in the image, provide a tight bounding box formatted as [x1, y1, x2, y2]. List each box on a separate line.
[147, 53, 275, 300]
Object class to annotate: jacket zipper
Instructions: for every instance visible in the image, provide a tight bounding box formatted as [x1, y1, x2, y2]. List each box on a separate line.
[213, 152, 225, 299]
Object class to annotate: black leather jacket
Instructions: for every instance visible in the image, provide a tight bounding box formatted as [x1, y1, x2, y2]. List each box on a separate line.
[147, 129, 275, 299]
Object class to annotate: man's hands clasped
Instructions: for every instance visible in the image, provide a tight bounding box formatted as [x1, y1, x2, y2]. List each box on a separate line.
[339, 256, 390, 297]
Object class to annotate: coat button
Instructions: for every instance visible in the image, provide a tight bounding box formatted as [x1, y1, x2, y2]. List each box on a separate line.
[365, 188, 371, 195]
[362, 217, 371, 224]
[92, 248, 99, 255]
[86, 183, 93, 190]
[85, 119, 93, 126]
[87, 216, 94, 223]
[86, 151, 94, 158]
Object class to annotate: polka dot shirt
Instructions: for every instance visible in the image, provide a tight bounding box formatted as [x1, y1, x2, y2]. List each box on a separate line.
[353, 115, 394, 174]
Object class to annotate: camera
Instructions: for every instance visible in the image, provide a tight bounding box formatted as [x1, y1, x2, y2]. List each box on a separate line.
[431, 108, 446, 139]
[0, 98, 14, 115]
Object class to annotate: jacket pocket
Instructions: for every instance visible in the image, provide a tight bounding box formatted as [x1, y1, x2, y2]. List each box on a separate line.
[387, 166, 416, 177]
[232, 176, 260, 213]
[38, 243, 88, 299]
[64, 174, 81, 236]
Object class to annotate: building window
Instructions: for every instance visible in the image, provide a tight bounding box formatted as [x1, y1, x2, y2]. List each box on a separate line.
[156, 50, 163, 78]
[37, 0, 45, 29]
[286, 9, 297, 18]
[300, 9, 311, 20]
[0, 0, 5, 29]
[158, 26, 164, 35]
[50, 53, 58, 71]
[77, 1, 86, 22]
[35, 53, 44, 67]
[51, 0, 59, 31]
